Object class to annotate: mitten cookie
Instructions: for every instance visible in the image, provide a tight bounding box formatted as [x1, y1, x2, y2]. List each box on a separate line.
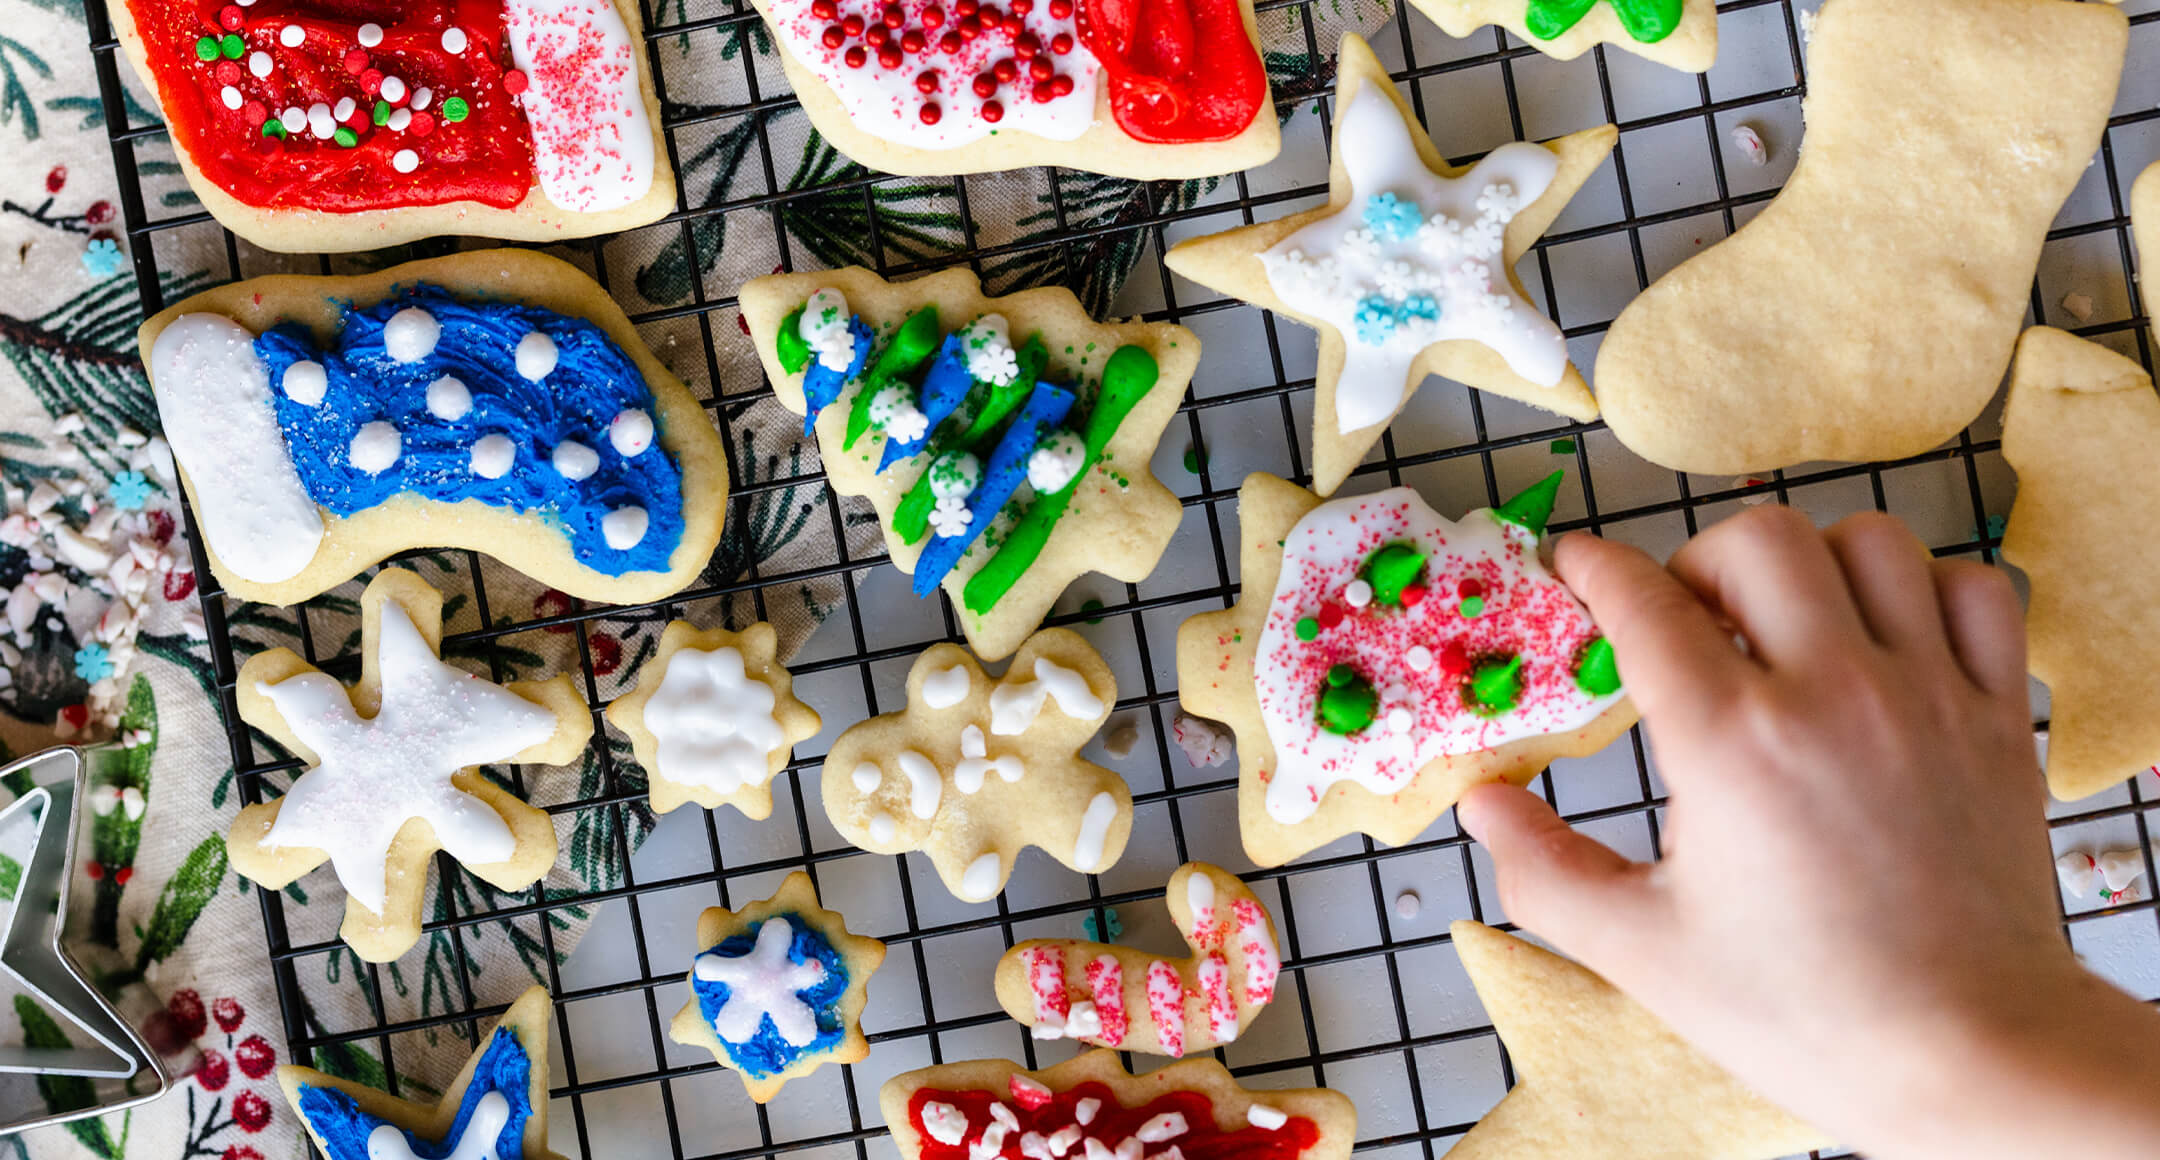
[228, 569, 593, 962]
[1178, 472, 1635, 866]
[1410, 0, 1716, 70]
[995, 863, 1280, 1056]
[881, 1050, 1355, 1160]
[1164, 34, 1615, 497]
[822, 628, 1131, 902]
[606, 620, 822, 818]
[1594, 0, 2127, 474]
[281, 987, 565, 1160]
[668, 871, 885, 1104]
[141, 250, 729, 607]
[741, 266, 1192, 660]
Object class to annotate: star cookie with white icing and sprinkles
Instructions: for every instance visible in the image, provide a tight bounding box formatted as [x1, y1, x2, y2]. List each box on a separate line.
[1410, 0, 1717, 72]
[228, 569, 593, 962]
[281, 986, 567, 1160]
[606, 619, 822, 819]
[821, 627, 1132, 903]
[1164, 33, 1616, 498]
[881, 1049, 1356, 1160]
[668, 871, 885, 1103]
[1447, 921, 1828, 1159]
[1176, 472, 1636, 867]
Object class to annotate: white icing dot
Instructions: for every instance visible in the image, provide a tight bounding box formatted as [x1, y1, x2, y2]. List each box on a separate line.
[387, 107, 412, 131]
[470, 433, 515, 479]
[1386, 707, 1412, 734]
[1393, 891, 1420, 920]
[356, 21, 382, 46]
[281, 360, 327, 406]
[220, 85, 242, 110]
[851, 762, 882, 793]
[1247, 1104, 1290, 1130]
[348, 421, 400, 474]
[381, 307, 440, 362]
[1344, 579, 1373, 608]
[410, 87, 433, 111]
[307, 102, 334, 139]
[440, 27, 468, 53]
[515, 331, 558, 381]
[1405, 645, 1433, 672]
[280, 106, 305, 133]
[601, 506, 647, 550]
[247, 50, 271, 77]
[551, 440, 598, 481]
[391, 149, 419, 174]
[332, 96, 355, 122]
[425, 375, 471, 421]
[868, 812, 896, 843]
[280, 23, 304, 46]
[609, 409, 653, 456]
[380, 75, 408, 104]
[961, 852, 1002, 901]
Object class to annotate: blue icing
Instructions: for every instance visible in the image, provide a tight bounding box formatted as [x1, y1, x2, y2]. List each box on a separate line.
[254, 287, 685, 576]
[802, 318, 875, 435]
[911, 382, 1074, 597]
[691, 913, 849, 1080]
[877, 335, 974, 473]
[297, 1028, 534, 1160]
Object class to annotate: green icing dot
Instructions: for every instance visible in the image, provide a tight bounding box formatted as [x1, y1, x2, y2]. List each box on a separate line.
[1294, 617, 1319, 642]
[372, 100, 391, 126]
[219, 33, 244, 58]
[1361, 542, 1424, 606]
[1525, 0, 1682, 44]
[1316, 666, 1377, 735]
[1493, 470, 1564, 537]
[1081, 597, 1104, 625]
[1326, 663, 1356, 687]
[443, 97, 471, 123]
[333, 126, 358, 147]
[1459, 594, 1485, 618]
[194, 35, 220, 60]
[1465, 655, 1525, 717]
[1575, 636, 1621, 696]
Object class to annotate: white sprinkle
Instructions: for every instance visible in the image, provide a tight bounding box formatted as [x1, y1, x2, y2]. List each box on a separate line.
[1074, 1099, 1099, 1126]
[280, 360, 328, 406]
[921, 1102, 969, 1147]
[280, 106, 305, 133]
[1343, 578, 1373, 608]
[2061, 291, 2095, 323]
[280, 23, 304, 46]
[382, 306, 440, 362]
[411, 86, 433, 111]
[332, 96, 355, 122]
[602, 506, 648, 550]
[425, 375, 470, 420]
[356, 21, 382, 46]
[391, 148, 419, 174]
[609, 408, 654, 456]
[1135, 1114, 1186, 1144]
[307, 102, 335, 139]
[380, 75, 407, 104]
[347, 421, 400, 474]
[248, 50, 271, 77]
[1729, 122, 1769, 167]
[1405, 645, 1433, 672]
[515, 330, 559, 380]
[219, 85, 242, 110]
[440, 27, 468, 53]
[1393, 890, 1420, 920]
[470, 434, 515, 479]
[1246, 1104, 1289, 1131]
[552, 440, 599, 481]
[387, 107, 412, 131]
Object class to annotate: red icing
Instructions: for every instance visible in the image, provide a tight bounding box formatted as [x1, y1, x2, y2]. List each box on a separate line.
[1076, 0, 1263, 144]
[125, 0, 533, 211]
[910, 1081, 1321, 1160]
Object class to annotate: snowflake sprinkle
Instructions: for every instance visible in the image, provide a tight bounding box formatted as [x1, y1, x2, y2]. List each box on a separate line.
[81, 238, 125, 279]
[73, 643, 114, 682]
[109, 471, 153, 511]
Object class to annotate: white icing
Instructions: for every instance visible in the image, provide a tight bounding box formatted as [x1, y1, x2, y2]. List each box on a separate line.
[280, 359, 327, 406]
[365, 1090, 508, 1160]
[552, 440, 599, 481]
[693, 917, 827, 1046]
[609, 408, 654, 456]
[425, 375, 472, 421]
[800, 289, 856, 373]
[381, 307, 441, 363]
[867, 382, 930, 443]
[471, 434, 516, 479]
[1185, 869, 1216, 926]
[989, 658, 1105, 735]
[960, 851, 1002, 901]
[1259, 85, 1568, 434]
[146, 315, 324, 584]
[642, 645, 786, 794]
[897, 750, 942, 819]
[515, 330, 559, 381]
[922, 664, 972, 709]
[868, 812, 896, 843]
[601, 505, 647, 549]
[1246, 1105, 1288, 1131]
[1197, 954, 1236, 1042]
[955, 723, 1024, 792]
[1026, 430, 1086, 493]
[349, 422, 402, 474]
[922, 1102, 970, 1147]
[958, 314, 1019, 386]
[1136, 1114, 1187, 1144]
[1075, 1099, 1100, 1126]
[851, 762, 883, 793]
[1031, 999, 1100, 1042]
[1072, 791, 1116, 872]
[257, 600, 557, 915]
[504, 0, 657, 213]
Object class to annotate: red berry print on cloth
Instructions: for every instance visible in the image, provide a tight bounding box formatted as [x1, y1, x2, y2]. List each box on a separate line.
[590, 631, 622, 675]
[235, 1034, 277, 1079]
[213, 995, 245, 1033]
[232, 1089, 274, 1133]
[169, 988, 208, 1040]
[45, 165, 66, 193]
[194, 1049, 231, 1092]
[223, 1147, 266, 1160]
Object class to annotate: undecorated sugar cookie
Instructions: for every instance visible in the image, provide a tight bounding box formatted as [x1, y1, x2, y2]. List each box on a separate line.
[1410, 0, 1717, 72]
[280, 986, 565, 1160]
[228, 569, 593, 961]
[2136, 164, 2159, 346]
[1447, 921, 1827, 1159]
[822, 628, 1131, 902]
[2001, 327, 2160, 802]
[1594, 0, 2128, 475]
[994, 863, 1280, 1056]
[740, 266, 1193, 661]
[606, 620, 822, 818]
[668, 871, 885, 1103]
[881, 1050, 1356, 1160]
[1178, 472, 1636, 866]
[1164, 34, 1616, 498]
[142, 250, 729, 607]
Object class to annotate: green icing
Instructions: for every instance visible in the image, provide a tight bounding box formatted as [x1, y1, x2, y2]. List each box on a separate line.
[1316, 664, 1377, 735]
[844, 305, 940, 451]
[1525, 0, 1682, 43]
[1493, 470, 1564, 537]
[776, 306, 810, 374]
[954, 335, 1049, 446]
[1575, 636, 1621, 696]
[1361, 542, 1425, 606]
[1465, 655, 1525, 717]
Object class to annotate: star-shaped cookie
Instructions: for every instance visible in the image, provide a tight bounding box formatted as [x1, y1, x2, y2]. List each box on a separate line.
[1448, 921, 1829, 1159]
[1410, 0, 1718, 71]
[606, 620, 822, 819]
[229, 569, 593, 962]
[669, 871, 885, 1104]
[1164, 33, 1616, 498]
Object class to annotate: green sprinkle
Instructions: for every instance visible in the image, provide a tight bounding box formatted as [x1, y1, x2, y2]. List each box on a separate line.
[443, 96, 471, 122]
[195, 35, 220, 60]
[1361, 542, 1425, 606]
[1326, 663, 1356, 688]
[333, 126, 358, 147]
[1550, 438, 1575, 454]
[1575, 636, 1621, 696]
[220, 33, 244, 58]
[261, 118, 285, 137]
[1316, 666, 1378, 734]
[1081, 597, 1104, 625]
[373, 99, 391, 125]
[1294, 617, 1319, 641]
[1459, 594, 1485, 618]
[1465, 655, 1525, 717]
[1182, 445, 1205, 474]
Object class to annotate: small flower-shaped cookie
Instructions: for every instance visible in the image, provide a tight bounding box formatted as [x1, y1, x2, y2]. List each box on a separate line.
[606, 620, 821, 819]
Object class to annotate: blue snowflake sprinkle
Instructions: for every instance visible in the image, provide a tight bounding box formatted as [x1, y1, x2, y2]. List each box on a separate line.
[1401, 294, 1440, 323]
[73, 644, 113, 683]
[1354, 296, 1400, 345]
[1361, 193, 1425, 242]
[109, 470, 152, 511]
[81, 239, 125, 279]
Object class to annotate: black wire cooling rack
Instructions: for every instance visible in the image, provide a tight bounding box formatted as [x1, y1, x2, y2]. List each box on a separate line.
[75, 0, 2160, 1154]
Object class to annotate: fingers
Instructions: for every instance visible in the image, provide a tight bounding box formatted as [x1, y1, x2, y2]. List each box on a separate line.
[1822, 512, 1950, 656]
[1457, 782, 1661, 967]
[1667, 505, 1870, 668]
[1555, 532, 1756, 728]
[1932, 559, 2028, 701]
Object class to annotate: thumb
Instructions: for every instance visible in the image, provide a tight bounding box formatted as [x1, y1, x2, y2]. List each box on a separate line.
[1457, 782, 1662, 968]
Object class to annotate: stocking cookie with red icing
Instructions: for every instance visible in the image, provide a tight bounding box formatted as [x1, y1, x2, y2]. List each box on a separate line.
[993, 863, 1280, 1056]
[1178, 471, 1636, 866]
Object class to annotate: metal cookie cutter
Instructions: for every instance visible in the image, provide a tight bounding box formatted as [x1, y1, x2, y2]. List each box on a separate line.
[0, 747, 169, 1136]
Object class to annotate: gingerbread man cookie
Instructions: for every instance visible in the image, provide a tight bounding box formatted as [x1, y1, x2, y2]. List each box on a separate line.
[606, 620, 822, 818]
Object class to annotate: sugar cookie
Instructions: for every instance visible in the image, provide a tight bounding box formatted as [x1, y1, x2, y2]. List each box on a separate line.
[1410, 0, 1717, 71]
[740, 265, 1193, 660]
[822, 628, 1130, 902]
[667, 871, 885, 1104]
[2001, 327, 2160, 801]
[141, 249, 729, 607]
[1178, 472, 1635, 866]
[744, 0, 1277, 178]
[2136, 164, 2158, 346]
[281, 986, 565, 1160]
[228, 569, 593, 962]
[1594, 0, 2127, 474]
[994, 863, 1280, 1056]
[1448, 921, 1828, 1159]
[1164, 34, 1615, 497]
[881, 1050, 1356, 1160]
[110, 0, 673, 252]
[606, 620, 822, 818]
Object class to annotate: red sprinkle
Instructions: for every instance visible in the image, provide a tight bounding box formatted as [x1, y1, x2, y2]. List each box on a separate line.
[901, 28, 925, 51]
[503, 68, 528, 93]
[957, 15, 980, 36]
[344, 48, 369, 73]
[992, 56, 1016, 81]
[938, 30, 962, 50]
[1048, 0, 1071, 15]
[955, 0, 976, 14]
[845, 44, 867, 66]
[915, 67, 940, 92]
[1050, 31, 1071, 52]
[1028, 56, 1052, 80]
[1011, 0, 1032, 11]
[977, 5, 1000, 24]
[866, 23, 889, 44]
[922, 5, 944, 25]
[217, 4, 242, 29]
[1399, 584, 1427, 608]
[882, 4, 905, 25]
[1457, 578, 1484, 599]
[1050, 73, 1071, 95]
[841, 13, 865, 34]
[980, 98, 1003, 121]
[408, 110, 435, 136]
[810, 0, 836, 16]
[972, 71, 997, 96]
[1014, 31, 1038, 57]
[243, 98, 266, 122]
[1438, 641, 1470, 676]
[877, 44, 903, 66]
[823, 24, 846, 45]
[919, 101, 941, 124]
[215, 59, 241, 84]
[1317, 604, 1344, 629]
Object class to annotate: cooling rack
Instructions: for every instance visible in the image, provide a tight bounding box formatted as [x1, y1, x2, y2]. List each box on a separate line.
[74, 0, 2160, 1154]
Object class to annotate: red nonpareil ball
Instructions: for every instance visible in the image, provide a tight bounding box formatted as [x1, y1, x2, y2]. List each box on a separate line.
[845, 44, 867, 65]
[881, 3, 904, 25]
[1048, 0, 1071, 16]
[360, 67, 383, 92]
[900, 28, 925, 51]
[1050, 31, 1071, 52]
[1029, 80, 1052, 101]
[409, 111, 435, 135]
[1050, 72, 1071, 95]
[243, 99, 266, 122]
[217, 5, 242, 28]
[503, 68, 529, 94]
[938, 30, 961, 50]
[1457, 577, 1484, 599]
[1438, 641, 1470, 676]
[1028, 55, 1052, 80]
[215, 59, 241, 84]
[922, 5, 944, 26]
[823, 24, 846, 47]
[878, 44, 903, 66]
[865, 22, 888, 44]
[980, 98, 1002, 121]
[957, 14, 980, 36]
[976, 5, 1000, 24]
[841, 13, 864, 34]
[344, 48, 368, 72]
[972, 71, 997, 96]
[919, 101, 942, 124]
[1013, 30, 1038, 57]
[810, 0, 836, 16]
[992, 56, 1016, 80]
[915, 68, 939, 92]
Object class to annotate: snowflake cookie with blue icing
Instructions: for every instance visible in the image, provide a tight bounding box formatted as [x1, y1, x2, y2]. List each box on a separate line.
[281, 986, 567, 1160]
[1164, 34, 1616, 498]
[668, 870, 886, 1103]
[605, 619, 823, 819]
[140, 249, 728, 607]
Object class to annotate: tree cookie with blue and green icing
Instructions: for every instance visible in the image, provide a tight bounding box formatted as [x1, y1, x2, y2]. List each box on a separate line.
[1410, 0, 1716, 71]
[668, 870, 886, 1103]
[740, 265, 1194, 661]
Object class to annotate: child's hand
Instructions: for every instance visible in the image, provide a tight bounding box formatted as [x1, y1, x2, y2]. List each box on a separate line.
[1457, 505, 2160, 1160]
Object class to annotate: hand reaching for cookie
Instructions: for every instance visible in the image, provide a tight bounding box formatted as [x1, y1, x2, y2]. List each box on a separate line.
[1458, 506, 2160, 1160]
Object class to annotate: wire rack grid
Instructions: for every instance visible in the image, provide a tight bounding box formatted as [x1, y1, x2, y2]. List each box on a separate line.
[71, 0, 2160, 1154]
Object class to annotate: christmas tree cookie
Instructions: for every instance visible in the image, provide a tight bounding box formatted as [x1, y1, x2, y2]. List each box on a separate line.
[606, 620, 822, 818]
[1411, 0, 1717, 71]
[740, 265, 1194, 661]
[1177, 472, 1635, 866]
[1163, 34, 1616, 497]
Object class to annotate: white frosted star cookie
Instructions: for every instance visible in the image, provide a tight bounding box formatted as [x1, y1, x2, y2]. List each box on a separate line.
[606, 620, 822, 818]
